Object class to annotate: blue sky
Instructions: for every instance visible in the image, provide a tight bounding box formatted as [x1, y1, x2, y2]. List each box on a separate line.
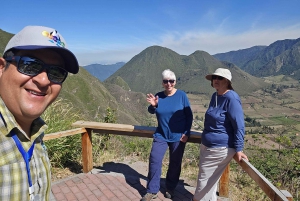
[1, 0, 300, 66]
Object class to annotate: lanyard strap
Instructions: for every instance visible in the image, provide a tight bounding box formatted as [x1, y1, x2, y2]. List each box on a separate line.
[0, 113, 36, 200]
[11, 132, 36, 200]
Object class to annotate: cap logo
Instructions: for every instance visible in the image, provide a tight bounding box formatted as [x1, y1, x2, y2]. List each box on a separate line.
[42, 30, 65, 48]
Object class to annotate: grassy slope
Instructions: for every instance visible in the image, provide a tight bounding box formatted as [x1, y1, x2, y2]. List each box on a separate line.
[59, 67, 151, 125]
[0, 29, 13, 56]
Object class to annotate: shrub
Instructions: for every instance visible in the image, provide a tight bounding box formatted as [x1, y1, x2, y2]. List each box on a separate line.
[42, 98, 82, 169]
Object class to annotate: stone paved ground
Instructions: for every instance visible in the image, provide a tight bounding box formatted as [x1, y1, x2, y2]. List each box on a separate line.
[51, 170, 195, 201]
[51, 160, 230, 201]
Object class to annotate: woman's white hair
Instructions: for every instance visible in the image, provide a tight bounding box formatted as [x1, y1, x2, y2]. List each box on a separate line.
[162, 69, 176, 80]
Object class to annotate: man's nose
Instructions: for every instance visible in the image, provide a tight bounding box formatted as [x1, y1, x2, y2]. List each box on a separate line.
[31, 70, 51, 85]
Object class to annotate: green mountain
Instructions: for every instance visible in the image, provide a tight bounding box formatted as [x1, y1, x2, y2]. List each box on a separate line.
[213, 38, 300, 79]
[255, 40, 300, 77]
[213, 46, 266, 68]
[60, 67, 151, 125]
[0, 29, 14, 57]
[106, 46, 184, 94]
[106, 76, 131, 91]
[105, 46, 268, 96]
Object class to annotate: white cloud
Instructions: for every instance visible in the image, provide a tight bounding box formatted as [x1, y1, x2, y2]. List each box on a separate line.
[159, 23, 300, 55]
[74, 23, 300, 65]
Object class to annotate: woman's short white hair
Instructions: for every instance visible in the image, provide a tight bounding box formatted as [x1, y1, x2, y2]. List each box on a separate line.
[162, 69, 176, 80]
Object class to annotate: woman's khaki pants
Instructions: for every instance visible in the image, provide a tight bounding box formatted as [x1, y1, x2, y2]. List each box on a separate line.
[193, 144, 235, 201]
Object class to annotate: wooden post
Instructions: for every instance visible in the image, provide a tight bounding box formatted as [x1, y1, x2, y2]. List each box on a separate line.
[280, 190, 293, 201]
[219, 164, 230, 197]
[81, 129, 93, 173]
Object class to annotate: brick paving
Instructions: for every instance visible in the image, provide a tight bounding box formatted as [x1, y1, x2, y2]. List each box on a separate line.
[51, 170, 195, 201]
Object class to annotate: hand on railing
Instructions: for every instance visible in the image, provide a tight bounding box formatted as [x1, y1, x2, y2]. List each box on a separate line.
[233, 151, 248, 162]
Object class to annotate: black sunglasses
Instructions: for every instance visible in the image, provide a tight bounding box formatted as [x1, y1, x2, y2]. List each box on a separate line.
[163, 80, 175, 84]
[212, 75, 224, 80]
[5, 56, 68, 84]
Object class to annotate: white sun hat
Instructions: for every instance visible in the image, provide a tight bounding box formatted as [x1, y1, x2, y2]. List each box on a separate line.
[205, 68, 232, 82]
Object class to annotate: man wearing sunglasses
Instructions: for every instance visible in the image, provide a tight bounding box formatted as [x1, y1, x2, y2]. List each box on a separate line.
[0, 26, 79, 201]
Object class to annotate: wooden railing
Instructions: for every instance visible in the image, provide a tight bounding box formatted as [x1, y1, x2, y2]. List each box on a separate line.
[44, 121, 293, 201]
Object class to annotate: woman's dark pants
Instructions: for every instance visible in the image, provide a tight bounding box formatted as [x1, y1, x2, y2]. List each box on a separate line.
[146, 137, 186, 193]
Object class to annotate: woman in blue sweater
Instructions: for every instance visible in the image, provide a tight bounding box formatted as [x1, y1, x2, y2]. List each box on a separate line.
[141, 69, 193, 201]
[193, 68, 248, 201]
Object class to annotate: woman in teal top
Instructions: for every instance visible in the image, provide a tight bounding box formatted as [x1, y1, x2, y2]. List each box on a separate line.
[141, 69, 193, 201]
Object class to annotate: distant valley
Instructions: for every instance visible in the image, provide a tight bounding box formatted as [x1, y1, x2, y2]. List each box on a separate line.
[83, 62, 125, 81]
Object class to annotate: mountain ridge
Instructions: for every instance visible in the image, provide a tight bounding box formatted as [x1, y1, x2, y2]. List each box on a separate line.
[213, 37, 300, 78]
[105, 46, 268, 96]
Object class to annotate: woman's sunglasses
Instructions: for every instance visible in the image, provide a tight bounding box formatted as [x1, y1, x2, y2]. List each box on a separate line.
[163, 80, 175, 84]
[5, 56, 68, 84]
[212, 75, 224, 80]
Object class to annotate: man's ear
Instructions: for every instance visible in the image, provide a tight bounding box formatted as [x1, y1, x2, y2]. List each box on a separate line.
[0, 58, 6, 76]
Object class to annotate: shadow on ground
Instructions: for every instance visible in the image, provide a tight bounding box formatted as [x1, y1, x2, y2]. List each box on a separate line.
[94, 162, 194, 199]
[63, 161, 82, 174]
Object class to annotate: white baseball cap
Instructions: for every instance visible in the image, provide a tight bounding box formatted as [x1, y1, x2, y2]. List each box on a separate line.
[3, 26, 79, 74]
[205, 68, 232, 82]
